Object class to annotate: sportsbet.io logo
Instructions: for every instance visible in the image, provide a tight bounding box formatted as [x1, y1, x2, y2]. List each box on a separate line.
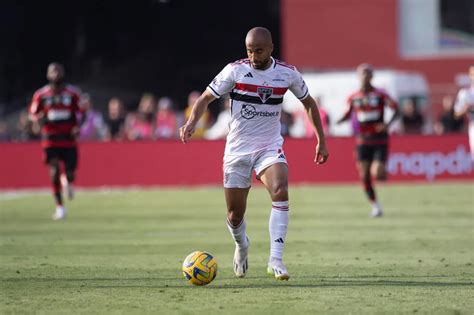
[240, 104, 279, 120]
[241, 104, 257, 119]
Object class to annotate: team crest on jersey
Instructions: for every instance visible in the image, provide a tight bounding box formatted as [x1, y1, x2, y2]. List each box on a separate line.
[62, 95, 72, 106]
[257, 87, 273, 103]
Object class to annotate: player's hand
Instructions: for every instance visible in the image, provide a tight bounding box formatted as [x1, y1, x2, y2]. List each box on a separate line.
[314, 141, 329, 164]
[71, 126, 80, 139]
[375, 123, 388, 133]
[179, 123, 196, 144]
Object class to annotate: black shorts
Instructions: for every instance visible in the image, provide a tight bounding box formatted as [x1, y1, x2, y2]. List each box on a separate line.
[44, 147, 78, 171]
[356, 144, 388, 162]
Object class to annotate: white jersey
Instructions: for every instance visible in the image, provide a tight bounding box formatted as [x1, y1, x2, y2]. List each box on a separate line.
[455, 85, 474, 123]
[207, 57, 309, 155]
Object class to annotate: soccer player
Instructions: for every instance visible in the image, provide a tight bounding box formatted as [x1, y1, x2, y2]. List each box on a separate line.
[180, 27, 329, 280]
[454, 65, 474, 161]
[337, 64, 399, 217]
[29, 63, 84, 220]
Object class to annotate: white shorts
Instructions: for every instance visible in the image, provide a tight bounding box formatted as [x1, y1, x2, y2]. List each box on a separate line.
[223, 146, 288, 188]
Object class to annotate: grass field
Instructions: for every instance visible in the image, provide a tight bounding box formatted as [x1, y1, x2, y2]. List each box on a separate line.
[1, 183, 473, 314]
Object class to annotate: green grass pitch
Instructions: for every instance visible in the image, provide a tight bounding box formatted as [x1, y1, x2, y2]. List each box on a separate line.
[1, 183, 473, 314]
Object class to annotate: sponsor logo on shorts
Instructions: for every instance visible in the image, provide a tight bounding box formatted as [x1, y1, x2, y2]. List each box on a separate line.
[240, 104, 279, 120]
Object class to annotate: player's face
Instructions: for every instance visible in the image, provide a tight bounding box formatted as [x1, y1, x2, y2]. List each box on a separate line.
[47, 64, 64, 84]
[246, 40, 273, 70]
[358, 68, 373, 87]
[469, 66, 474, 84]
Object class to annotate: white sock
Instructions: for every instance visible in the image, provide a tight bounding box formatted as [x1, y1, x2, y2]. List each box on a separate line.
[226, 218, 248, 249]
[269, 201, 289, 261]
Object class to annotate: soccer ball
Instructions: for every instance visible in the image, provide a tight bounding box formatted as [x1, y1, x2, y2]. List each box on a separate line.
[182, 251, 218, 286]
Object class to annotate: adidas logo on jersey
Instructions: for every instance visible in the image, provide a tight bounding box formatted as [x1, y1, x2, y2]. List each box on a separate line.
[244, 72, 253, 78]
[274, 238, 284, 243]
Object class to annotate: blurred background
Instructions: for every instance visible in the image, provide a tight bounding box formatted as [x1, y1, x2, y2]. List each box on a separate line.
[0, 0, 473, 141]
[1, 0, 473, 187]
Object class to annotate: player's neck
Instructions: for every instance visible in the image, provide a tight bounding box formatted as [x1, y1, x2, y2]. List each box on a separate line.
[361, 84, 374, 93]
[49, 82, 64, 92]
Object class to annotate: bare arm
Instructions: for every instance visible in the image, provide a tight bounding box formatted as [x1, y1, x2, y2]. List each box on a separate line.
[179, 89, 217, 143]
[336, 106, 352, 124]
[300, 96, 329, 164]
[385, 97, 400, 127]
[454, 103, 469, 119]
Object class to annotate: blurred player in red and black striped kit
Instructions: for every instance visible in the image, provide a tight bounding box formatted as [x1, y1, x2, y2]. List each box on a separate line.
[337, 64, 399, 217]
[29, 63, 84, 220]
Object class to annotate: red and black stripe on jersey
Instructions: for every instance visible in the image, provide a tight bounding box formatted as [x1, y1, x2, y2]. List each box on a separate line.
[29, 85, 82, 148]
[347, 88, 397, 145]
[230, 83, 288, 105]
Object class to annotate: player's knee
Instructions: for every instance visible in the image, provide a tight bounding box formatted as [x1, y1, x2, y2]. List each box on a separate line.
[361, 171, 371, 183]
[49, 165, 60, 183]
[270, 182, 288, 201]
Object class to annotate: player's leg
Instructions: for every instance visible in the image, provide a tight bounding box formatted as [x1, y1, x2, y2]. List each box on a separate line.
[223, 154, 252, 278]
[45, 149, 66, 220]
[356, 145, 381, 217]
[469, 123, 474, 161]
[371, 144, 388, 181]
[258, 162, 290, 280]
[61, 147, 78, 200]
[225, 187, 250, 277]
[370, 144, 389, 216]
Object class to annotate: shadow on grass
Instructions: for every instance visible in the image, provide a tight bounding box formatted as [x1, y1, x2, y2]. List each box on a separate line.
[2, 275, 473, 289]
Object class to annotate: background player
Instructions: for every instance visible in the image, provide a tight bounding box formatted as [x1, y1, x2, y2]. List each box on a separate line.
[180, 27, 329, 280]
[336, 63, 399, 217]
[454, 65, 474, 161]
[29, 63, 84, 220]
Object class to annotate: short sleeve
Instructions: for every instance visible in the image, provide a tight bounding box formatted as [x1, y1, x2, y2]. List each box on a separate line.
[207, 64, 235, 99]
[288, 68, 309, 100]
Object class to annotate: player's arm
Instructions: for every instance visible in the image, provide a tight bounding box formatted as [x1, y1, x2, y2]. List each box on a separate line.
[179, 90, 216, 143]
[28, 92, 45, 124]
[336, 99, 352, 124]
[300, 96, 329, 164]
[379, 93, 399, 132]
[454, 89, 469, 119]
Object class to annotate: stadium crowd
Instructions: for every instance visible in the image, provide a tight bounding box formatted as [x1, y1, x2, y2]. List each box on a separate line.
[0, 89, 467, 143]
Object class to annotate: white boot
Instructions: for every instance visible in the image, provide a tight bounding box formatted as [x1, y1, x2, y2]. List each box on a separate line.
[52, 205, 67, 220]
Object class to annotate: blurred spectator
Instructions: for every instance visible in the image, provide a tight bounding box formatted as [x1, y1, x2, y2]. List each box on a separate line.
[79, 93, 107, 141]
[14, 110, 41, 141]
[434, 95, 464, 135]
[105, 97, 126, 141]
[125, 93, 156, 141]
[400, 97, 424, 134]
[155, 97, 178, 139]
[0, 120, 11, 141]
[303, 97, 329, 137]
[184, 90, 210, 139]
[454, 65, 474, 161]
[204, 98, 231, 140]
[280, 110, 293, 137]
